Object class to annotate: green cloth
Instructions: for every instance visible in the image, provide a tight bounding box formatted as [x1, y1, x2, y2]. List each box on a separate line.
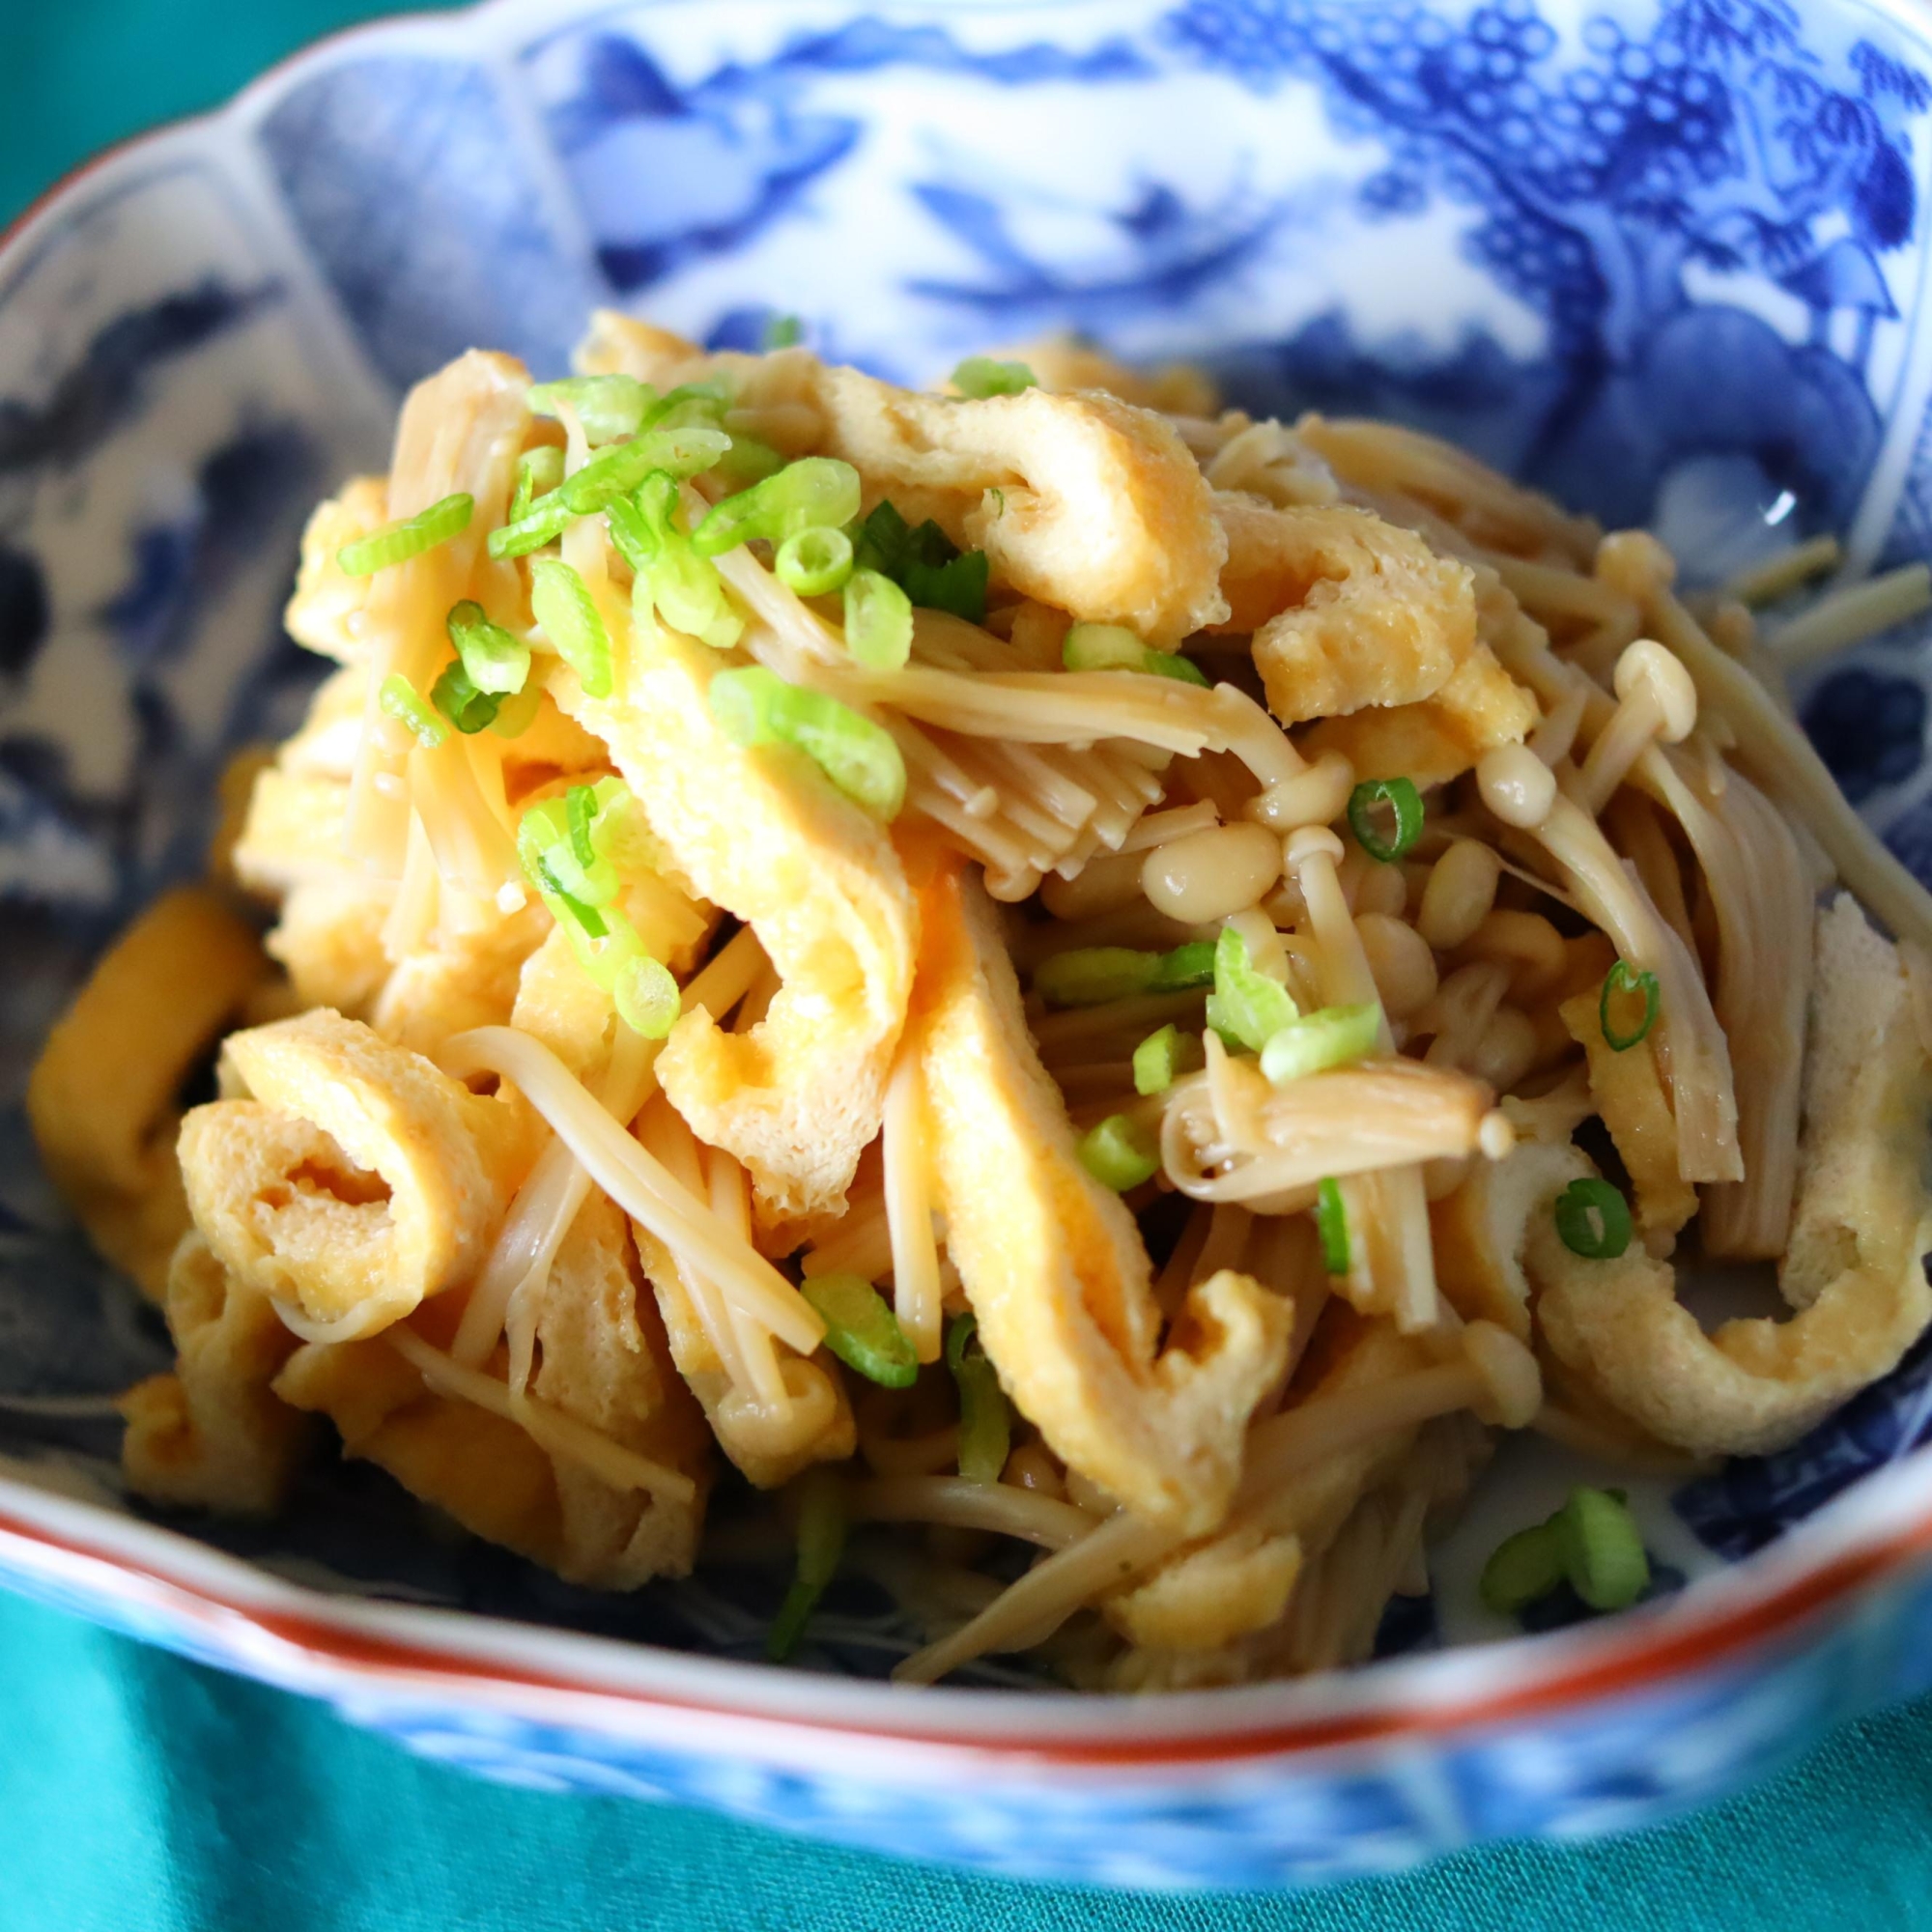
[7, 7, 1932, 1924]
[2, 1587, 1931, 1931]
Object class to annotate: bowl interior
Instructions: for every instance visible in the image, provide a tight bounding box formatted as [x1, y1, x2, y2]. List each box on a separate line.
[6, 0, 1932, 1683]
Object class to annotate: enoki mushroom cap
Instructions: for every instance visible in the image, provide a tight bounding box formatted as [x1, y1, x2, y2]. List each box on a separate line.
[1613, 639, 1698, 743]
[1476, 744, 1557, 830]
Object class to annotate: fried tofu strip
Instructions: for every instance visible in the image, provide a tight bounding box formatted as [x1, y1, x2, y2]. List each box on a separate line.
[564, 631, 917, 1241]
[181, 1009, 536, 1339]
[1215, 497, 1534, 784]
[1538, 898, 1932, 1455]
[121, 1233, 313, 1513]
[914, 865, 1289, 1534]
[274, 1196, 711, 1585]
[28, 887, 271, 1299]
[578, 310, 1229, 644]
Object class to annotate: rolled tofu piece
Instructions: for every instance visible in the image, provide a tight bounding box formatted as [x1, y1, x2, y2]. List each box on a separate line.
[564, 631, 917, 1243]
[1540, 897, 1932, 1455]
[27, 886, 271, 1299]
[914, 864, 1290, 1534]
[577, 311, 1230, 644]
[272, 1196, 712, 1586]
[181, 1009, 536, 1338]
[121, 1233, 313, 1515]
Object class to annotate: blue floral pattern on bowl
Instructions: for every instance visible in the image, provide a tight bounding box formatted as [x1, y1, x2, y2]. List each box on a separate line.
[6, 0, 1932, 1890]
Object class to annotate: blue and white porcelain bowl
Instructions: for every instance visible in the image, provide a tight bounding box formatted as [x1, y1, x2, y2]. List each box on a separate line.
[7, 0, 1932, 1891]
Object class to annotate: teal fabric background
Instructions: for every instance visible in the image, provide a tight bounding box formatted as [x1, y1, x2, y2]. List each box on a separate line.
[4, 6, 1932, 1926]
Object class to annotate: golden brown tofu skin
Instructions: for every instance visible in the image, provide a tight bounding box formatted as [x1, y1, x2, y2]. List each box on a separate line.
[121, 1234, 314, 1514]
[914, 864, 1290, 1535]
[1539, 898, 1932, 1456]
[27, 887, 271, 1300]
[273, 1197, 712, 1586]
[577, 309, 1230, 644]
[180, 1009, 536, 1339]
[564, 632, 917, 1244]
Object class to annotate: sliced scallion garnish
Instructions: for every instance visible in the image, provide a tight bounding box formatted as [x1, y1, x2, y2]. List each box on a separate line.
[1315, 1178, 1350, 1275]
[527, 374, 653, 445]
[1131, 1022, 1203, 1095]
[1062, 621, 1208, 687]
[528, 556, 613, 699]
[707, 665, 906, 820]
[691, 456, 862, 557]
[946, 1313, 1010, 1486]
[775, 526, 856, 599]
[445, 600, 529, 696]
[1347, 776, 1424, 863]
[1205, 924, 1298, 1053]
[429, 658, 499, 734]
[1077, 1113, 1160, 1192]
[1599, 960, 1662, 1053]
[951, 355, 1037, 399]
[842, 566, 914, 670]
[1553, 1177, 1632, 1260]
[379, 672, 448, 748]
[1259, 1002, 1380, 1085]
[801, 1273, 918, 1389]
[852, 499, 989, 624]
[337, 493, 473, 578]
[766, 1468, 846, 1662]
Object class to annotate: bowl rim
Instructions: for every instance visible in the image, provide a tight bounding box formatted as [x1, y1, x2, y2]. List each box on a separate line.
[6, 0, 1932, 1768]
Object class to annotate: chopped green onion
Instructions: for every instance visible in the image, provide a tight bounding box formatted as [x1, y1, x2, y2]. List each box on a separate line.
[1154, 940, 1218, 989]
[612, 951, 679, 1038]
[1062, 622, 1209, 687]
[337, 493, 473, 578]
[639, 381, 730, 434]
[1558, 1485, 1651, 1612]
[952, 355, 1037, 399]
[566, 782, 600, 868]
[445, 600, 530, 696]
[762, 313, 804, 350]
[1259, 1002, 1380, 1085]
[527, 375, 653, 445]
[1553, 1177, 1632, 1260]
[1479, 1521, 1566, 1615]
[707, 665, 906, 819]
[1315, 1178, 1350, 1274]
[528, 557, 613, 699]
[946, 1314, 1010, 1486]
[489, 681, 542, 739]
[1599, 960, 1662, 1052]
[766, 1468, 846, 1662]
[1033, 940, 1215, 1010]
[1142, 650, 1211, 687]
[852, 500, 989, 623]
[510, 445, 564, 520]
[557, 425, 732, 517]
[1348, 777, 1425, 863]
[1206, 924, 1298, 1053]
[535, 856, 607, 938]
[486, 493, 571, 559]
[691, 456, 863, 556]
[715, 436, 786, 486]
[776, 526, 856, 598]
[378, 672, 448, 748]
[801, 1273, 918, 1389]
[608, 475, 743, 652]
[1077, 1113, 1160, 1192]
[842, 567, 914, 670]
[429, 658, 499, 734]
[1132, 1023, 1204, 1095]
